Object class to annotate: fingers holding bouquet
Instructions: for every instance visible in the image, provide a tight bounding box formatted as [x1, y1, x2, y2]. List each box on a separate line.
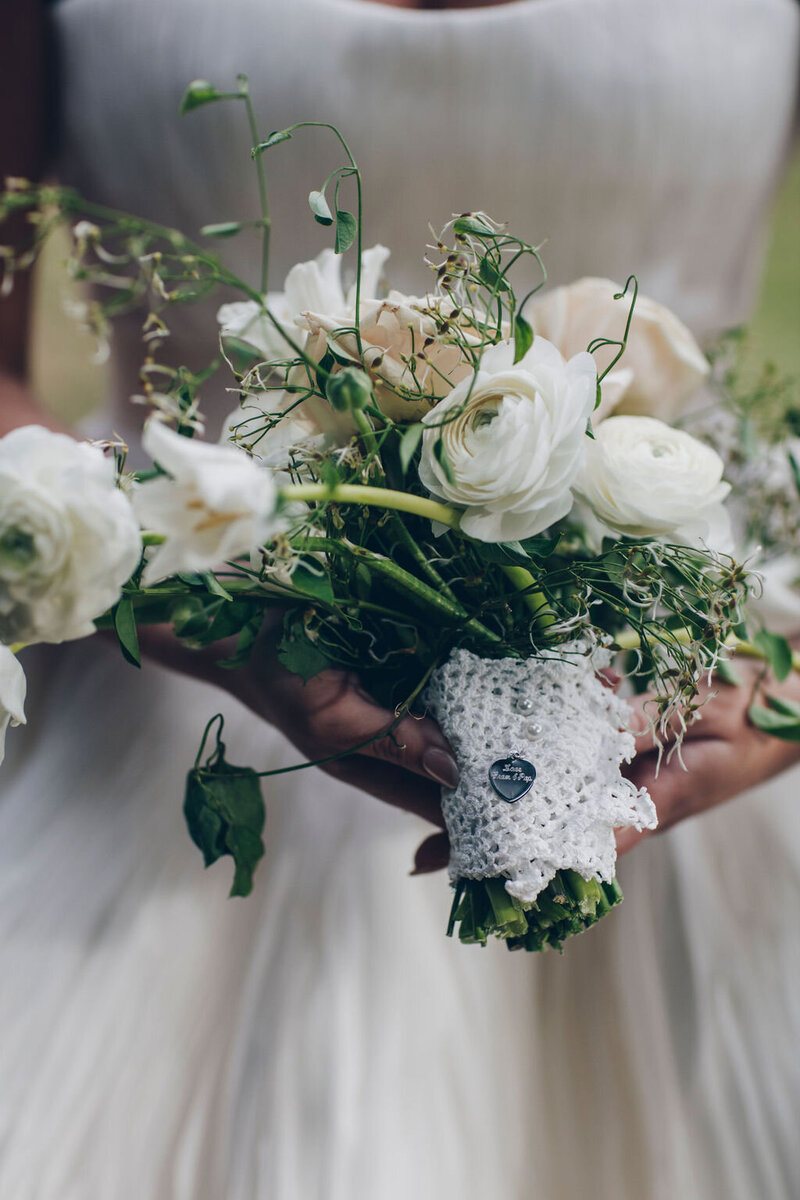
[618, 655, 800, 854]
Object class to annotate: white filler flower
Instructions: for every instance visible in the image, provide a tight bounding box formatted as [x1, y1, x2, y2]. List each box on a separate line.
[0, 426, 141, 643]
[419, 337, 596, 542]
[528, 277, 709, 423]
[217, 244, 389, 364]
[577, 415, 732, 548]
[135, 419, 282, 584]
[0, 645, 26, 766]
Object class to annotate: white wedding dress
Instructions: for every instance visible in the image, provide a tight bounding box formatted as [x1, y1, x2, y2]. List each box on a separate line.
[2, 1, 799, 1196]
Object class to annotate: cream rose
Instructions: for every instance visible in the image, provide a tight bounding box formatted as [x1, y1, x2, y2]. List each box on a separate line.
[303, 291, 472, 422]
[0, 427, 142, 644]
[528, 277, 709, 423]
[0, 644, 26, 766]
[217, 244, 390, 365]
[419, 337, 596, 542]
[577, 415, 732, 549]
[134, 419, 283, 585]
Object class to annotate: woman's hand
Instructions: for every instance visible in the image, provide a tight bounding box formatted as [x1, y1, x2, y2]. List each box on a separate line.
[136, 618, 457, 832]
[617, 659, 800, 853]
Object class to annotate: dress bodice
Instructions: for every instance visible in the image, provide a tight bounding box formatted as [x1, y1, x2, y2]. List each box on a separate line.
[52, 0, 799, 426]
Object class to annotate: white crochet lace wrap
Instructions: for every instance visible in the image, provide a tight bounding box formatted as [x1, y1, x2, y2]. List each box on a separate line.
[425, 647, 657, 904]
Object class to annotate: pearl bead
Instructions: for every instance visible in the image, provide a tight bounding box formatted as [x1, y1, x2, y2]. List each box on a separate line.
[527, 722, 543, 738]
[515, 696, 535, 714]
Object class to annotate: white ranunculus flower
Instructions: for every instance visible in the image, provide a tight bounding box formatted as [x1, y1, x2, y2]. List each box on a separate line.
[577, 415, 732, 549]
[419, 337, 597, 542]
[528, 277, 709, 423]
[303, 290, 472, 422]
[217, 244, 390, 365]
[135, 419, 283, 585]
[748, 554, 800, 638]
[0, 426, 142, 644]
[0, 645, 26, 766]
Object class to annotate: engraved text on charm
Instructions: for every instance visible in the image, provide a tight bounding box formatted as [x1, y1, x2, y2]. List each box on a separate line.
[489, 756, 536, 803]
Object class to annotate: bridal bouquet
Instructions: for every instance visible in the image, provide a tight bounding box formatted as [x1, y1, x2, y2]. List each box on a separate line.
[1, 77, 795, 951]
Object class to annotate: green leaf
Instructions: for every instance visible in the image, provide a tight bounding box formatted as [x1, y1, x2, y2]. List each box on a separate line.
[513, 313, 533, 364]
[765, 692, 800, 719]
[308, 190, 333, 226]
[112, 594, 141, 668]
[278, 626, 333, 682]
[184, 756, 265, 897]
[477, 256, 510, 294]
[179, 80, 222, 115]
[200, 221, 244, 239]
[753, 629, 793, 682]
[748, 702, 800, 742]
[433, 437, 456, 486]
[216, 612, 264, 670]
[335, 210, 357, 254]
[788, 450, 800, 498]
[714, 657, 743, 687]
[452, 214, 494, 239]
[399, 423, 424, 475]
[291, 559, 335, 604]
[253, 129, 293, 155]
[201, 571, 233, 602]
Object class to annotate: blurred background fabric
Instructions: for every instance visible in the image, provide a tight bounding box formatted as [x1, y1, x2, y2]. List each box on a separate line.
[28, 150, 799, 426]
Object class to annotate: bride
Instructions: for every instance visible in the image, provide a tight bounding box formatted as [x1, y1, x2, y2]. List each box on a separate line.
[2, 1, 799, 1196]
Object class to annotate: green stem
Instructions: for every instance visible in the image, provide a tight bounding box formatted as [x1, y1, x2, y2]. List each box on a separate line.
[298, 536, 503, 647]
[279, 482, 461, 528]
[500, 565, 555, 632]
[239, 80, 271, 294]
[614, 627, 800, 673]
[389, 515, 460, 604]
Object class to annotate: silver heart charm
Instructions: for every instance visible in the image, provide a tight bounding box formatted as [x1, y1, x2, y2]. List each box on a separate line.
[489, 756, 536, 803]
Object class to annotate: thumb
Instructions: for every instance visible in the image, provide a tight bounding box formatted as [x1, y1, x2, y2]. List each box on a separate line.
[350, 685, 460, 790]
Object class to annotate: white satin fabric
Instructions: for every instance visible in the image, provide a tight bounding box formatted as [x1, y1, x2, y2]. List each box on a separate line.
[2, 0, 799, 1196]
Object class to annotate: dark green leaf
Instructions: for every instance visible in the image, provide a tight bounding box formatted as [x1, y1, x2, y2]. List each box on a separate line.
[433, 437, 456, 486]
[201, 571, 233, 602]
[179, 80, 222, 115]
[335, 210, 357, 254]
[200, 221, 244, 239]
[291, 559, 335, 603]
[513, 314, 533, 364]
[308, 190, 333, 226]
[113, 594, 141, 668]
[753, 629, 793, 682]
[399, 423, 424, 475]
[278, 628, 333, 681]
[477, 256, 510, 294]
[788, 450, 800, 498]
[216, 612, 264, 670]
[748, 702, 800, 742]
[184, 757, 265, 897]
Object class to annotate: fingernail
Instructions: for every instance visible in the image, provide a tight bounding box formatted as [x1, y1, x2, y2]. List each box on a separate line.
[422, 746, 459, 788]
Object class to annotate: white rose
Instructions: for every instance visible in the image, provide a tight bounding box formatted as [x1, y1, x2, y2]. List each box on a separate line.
[577, 415, 732, 549]
[0, 426, 142, 643]
[528, 278, 709, 423]
[419, 337, 597, 542]
[303, 291, 472, 422]
[0, 645, 26, 766]
[217, 244, 390, 365]
[134, 419, 283, 585]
